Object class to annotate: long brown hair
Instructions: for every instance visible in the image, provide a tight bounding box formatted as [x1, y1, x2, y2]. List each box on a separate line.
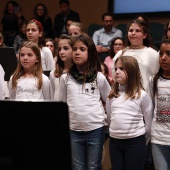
[26, 19, 45, 48]
[109, 37, 124, 58]
[69, 34, 101, 84]
[153, 38, 170, 97]
[54, 34, 74, 78]
[126, 19, 152, 47]
[108, 56, 144, 99]
[11, 41, 43, 90]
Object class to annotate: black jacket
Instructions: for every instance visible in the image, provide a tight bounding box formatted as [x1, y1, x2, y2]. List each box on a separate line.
[53, 9, 80, 38]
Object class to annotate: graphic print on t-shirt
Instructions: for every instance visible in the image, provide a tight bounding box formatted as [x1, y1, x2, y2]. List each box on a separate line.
[157, 87, 170, 123]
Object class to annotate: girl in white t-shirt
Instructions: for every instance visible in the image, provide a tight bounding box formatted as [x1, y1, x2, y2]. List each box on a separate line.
[113, 19, 159, 92]
[106, 56, 153, 170]
[149, 38, 170, 170]
[9, 41, 51, 100]
[59, 34, 111, 169]
[26, 19, 54, 71]
[49, 34, 74, 100]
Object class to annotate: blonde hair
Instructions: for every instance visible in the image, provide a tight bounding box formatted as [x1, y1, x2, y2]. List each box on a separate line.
[108, 56, 144, 99]
[11, 41, 43, 90]
[68, 22, 85, 34]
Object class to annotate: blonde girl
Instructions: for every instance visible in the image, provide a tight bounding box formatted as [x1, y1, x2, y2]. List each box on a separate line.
[9, 41, 51, 100]
[68, 22, 85, 36]
[106, 56, 153, 170]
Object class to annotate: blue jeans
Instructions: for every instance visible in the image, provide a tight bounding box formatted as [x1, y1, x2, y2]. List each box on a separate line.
[109, 135, 146, 170]
[152, 143, 170, 170]
[70, 126, 105, 170]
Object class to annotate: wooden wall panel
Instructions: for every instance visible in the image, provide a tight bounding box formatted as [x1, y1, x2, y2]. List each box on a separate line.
[0, 0, 169, 33]
[0, 0, 107, 32]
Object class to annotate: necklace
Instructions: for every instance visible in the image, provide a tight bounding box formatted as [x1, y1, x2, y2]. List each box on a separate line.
[130, 45, 144, 49]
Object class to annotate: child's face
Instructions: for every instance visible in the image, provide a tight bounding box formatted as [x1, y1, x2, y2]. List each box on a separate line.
[68, 26, 81, 36]
[19, 47, 38, 71]
[159, 43, 170, 75]
[114, 60, 127, 85]
[26, 23, 42, 44]
[46, 41, 54, 53]
[73, 41, 88, 67]
[128, 23, 147, 47]
[58, 39, 72, 62]
[21, 24, 26, 34]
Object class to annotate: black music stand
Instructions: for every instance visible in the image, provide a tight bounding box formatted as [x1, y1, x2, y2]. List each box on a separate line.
[0, 47, 17, 81]
[0, 100, 72, 170]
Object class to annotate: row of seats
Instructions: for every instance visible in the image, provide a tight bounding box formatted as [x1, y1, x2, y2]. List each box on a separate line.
[87, 22, 165, 49]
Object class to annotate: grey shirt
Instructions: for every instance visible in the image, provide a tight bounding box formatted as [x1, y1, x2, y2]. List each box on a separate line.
[92, 27, 122, 48]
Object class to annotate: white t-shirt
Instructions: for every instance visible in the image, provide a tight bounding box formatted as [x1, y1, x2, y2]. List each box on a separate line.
[41, 47, 55, 71]
[9, 74, 51, 100]
[59, 72, 111, 131]
[0, 64, 5, 99]
[149, 75, 170, 145]
[49, 69, 60, 100]
[106, 85, 153, 144]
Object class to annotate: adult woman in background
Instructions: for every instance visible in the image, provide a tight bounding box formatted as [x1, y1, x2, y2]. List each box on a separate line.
[0, 0, 25, 47]
[104, 37, 124, 85]
[33, 3, 53, 39]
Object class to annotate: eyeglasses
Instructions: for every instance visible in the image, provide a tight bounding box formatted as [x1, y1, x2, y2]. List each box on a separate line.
[167, 27, 170, 31]
[37, 8, 44, 11]
[114, 43, 123, 46]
